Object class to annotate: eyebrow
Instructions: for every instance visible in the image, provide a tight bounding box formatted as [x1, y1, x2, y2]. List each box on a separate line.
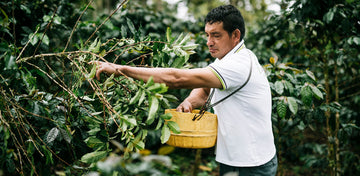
[206, 31, 222, 35]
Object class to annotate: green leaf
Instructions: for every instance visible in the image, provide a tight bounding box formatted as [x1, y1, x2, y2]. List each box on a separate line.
[86, 63, 97, 79]
[126, 18, 136, 35]
[20, 4, 31, 14]
[5, 55, 17, 70]
[81, 95, 95, 102]
[167, 121, 181, 134]
[129, 89, 143, 105]
[310, 84, 323, 100]
[43, 34, 49, 46]
[353, 37, 360, 45]
[80, 151, 107, 164]
[178, 33, 191, 45]
[306, 70, 316, 81]
[160, 97, 171, 108]
[283, 80, 294, 95]
[85, 137, 105, 149]
[300, 85, 313, 106]
[89, 38, 101, 53]
[287, 97, 298, 115]
[147, 84, 161, 92]
[274, 81, 284, 94]
[181, 43, 198, 51]
[173, 33, 184, 45]
[43, 15, 51, 22]
[53, 16, 61, 25]
[132, 131, 145, 150]
[122, 115, 137, 126]
[166, 27, 172, 43]
[155, 118, 163, 130]
[121, 25, 127, 38]
[134, 141, 145, 150]
[144, 76, 154, 87]
[171, 57, 186, 68]
[59, 128, 71, 144]
[160, 113, 172, 120]
[46, 127, 59, 144]
[147, 96, 159, 124]
[324, 10, 334, 24]
[161, 125, 171, 144]
[148, 83, 168, 94]
[138, 90, 146, 106]
[42, 145, 54, 165]
[29, 33, 39, 46]
[103, 74, 115, 90]
[277, 101, 287, 119]
[297, 121, 306, 130]
[164, 94, 178, 102]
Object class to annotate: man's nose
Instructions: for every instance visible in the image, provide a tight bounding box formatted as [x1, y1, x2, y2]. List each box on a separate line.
[207, 38, 214, 47]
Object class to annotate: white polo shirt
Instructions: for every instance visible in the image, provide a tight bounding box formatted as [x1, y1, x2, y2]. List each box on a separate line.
[208, 40, 276, 167]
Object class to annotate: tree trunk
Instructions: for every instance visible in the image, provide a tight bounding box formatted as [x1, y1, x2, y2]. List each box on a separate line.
[324, 56, 341, 176]
[323, 59, 334, 176]
[334, 64, 340, 176]
[192, 149, 202, 176]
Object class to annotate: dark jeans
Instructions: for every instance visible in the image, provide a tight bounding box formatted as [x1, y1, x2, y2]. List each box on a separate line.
[219, 154, 278, 176]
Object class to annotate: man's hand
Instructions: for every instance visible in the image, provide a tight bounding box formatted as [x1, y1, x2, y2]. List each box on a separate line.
[90, 61, 122, 80]
[176, 88, 210, 113]
[176, 99, 193, 113]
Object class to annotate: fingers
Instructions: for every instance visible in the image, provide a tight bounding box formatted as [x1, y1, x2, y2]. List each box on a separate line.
[96, 66, 102, 80]
[176, 106, 183, 112]
[176, 102, 192, 113]
[183, 107, 192, 113]
[90, 61, 102, 80]
[89, 61, 105, 80]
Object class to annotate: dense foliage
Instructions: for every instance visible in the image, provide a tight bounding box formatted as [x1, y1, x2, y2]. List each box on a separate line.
[0, 0, 359, 176]
[247, 0, 360, 175]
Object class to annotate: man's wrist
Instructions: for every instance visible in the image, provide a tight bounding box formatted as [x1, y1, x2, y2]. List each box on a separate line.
[114, 65, 126, 76]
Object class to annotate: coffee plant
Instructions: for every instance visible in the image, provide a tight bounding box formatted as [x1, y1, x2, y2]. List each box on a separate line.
[3, 0, 358, 175]
[0, 0, 199, 173]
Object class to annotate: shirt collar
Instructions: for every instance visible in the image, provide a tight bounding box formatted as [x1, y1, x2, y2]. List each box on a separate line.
[220, 40, 245, 60]
[233, 40, 245, 53]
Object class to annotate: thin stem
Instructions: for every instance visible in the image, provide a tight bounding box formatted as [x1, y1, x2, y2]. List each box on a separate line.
[33, 6, 58, 56]
[63, 0, 94, 52]
[84, 0, 129, 46]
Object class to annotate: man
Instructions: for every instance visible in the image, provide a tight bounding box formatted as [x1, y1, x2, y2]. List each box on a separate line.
[93, 5, 277, 176]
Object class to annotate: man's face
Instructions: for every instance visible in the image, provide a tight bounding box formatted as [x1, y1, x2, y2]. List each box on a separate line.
[205, 22, 239, 59]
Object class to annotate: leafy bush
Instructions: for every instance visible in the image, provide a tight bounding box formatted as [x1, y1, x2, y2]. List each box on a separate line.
[2, 0, 358, 175]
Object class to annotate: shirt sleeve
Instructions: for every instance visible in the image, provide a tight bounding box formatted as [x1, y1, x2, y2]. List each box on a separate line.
[207, 51, 252, 90]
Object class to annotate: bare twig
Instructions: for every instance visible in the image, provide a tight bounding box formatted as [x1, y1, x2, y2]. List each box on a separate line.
[68, 56, 122, 130]
[0, 95, 40, 176]
[12, 0, 16, 47]
[84, 0, 129, 46]
[63, 0, 94, 52]
[15, 26, 40, 62]
[24, 61, 103, 123]
[33, 6, 59, 56]
[126, 52, 152, 65]
[16, 50, 106, 63]
[112, 40, 167, 63]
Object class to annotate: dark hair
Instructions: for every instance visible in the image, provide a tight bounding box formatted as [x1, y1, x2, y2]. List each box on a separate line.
[205, 5, 245, 41]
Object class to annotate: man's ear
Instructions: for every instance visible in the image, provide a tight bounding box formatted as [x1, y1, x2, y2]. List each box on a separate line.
[233, 29, 241, 42]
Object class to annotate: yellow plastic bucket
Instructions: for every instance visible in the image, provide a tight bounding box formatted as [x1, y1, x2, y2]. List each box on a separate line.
[165, 109, 217, 149]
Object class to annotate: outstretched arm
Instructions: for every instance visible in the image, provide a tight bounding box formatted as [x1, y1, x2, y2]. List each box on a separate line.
[92, 61, 222, 89]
